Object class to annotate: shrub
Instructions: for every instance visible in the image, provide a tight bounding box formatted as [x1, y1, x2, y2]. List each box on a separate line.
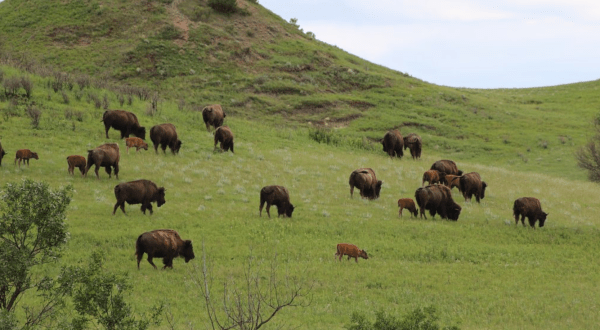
[191, 7, 212, 22]
[20, 76, 33, 98]
[102, 93, 110, 110]
[3, 76, 21, 97]
[208, 0, 238, 13]
[61, 91, 70, 104]
[576, 114, 600, 182]
[26, 105, 42, 128]
[76, 75, 90, 90]
[346, 306, 459, 330]
[158, 25, 182, 40]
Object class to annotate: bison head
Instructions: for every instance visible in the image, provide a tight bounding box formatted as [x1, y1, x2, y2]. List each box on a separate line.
[285, 204, 295, 218]
[142, 142, 149, 151]
[448, 204, 462, 221]
[374, 180, 383, 198]
[457, 170, 464, 176]
[174, 140, 182, 154]
[32, 152, 39, 160]
[481, 182, 488, 199]
[157, 187, 166, 207]
[538, 212, 549, 227]
[135, 127, 147, 140]
[182, 240, 195, 263]
[359, 249, 369, 259]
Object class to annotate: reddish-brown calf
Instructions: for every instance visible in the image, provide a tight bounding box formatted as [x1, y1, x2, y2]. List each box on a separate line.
[334, 243, 369, 263]
[125, 137, 148, 154]
[398, 198, 418, 218]
[67, 155, 86, 176]
[15, 149, 39, 168]
[422, 170, 443, 186]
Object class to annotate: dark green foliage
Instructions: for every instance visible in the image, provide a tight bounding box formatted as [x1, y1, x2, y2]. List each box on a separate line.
[309, 127, 377, 151]
[208, 0, 239, 14]
[576, 114, 600, 182]
[158, 25, 182, 40]
[346, 307, 459, 330]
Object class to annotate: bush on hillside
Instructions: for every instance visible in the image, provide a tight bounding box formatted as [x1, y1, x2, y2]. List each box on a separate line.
[346, 306, 459, 330]
[208, 0, 239, 14]
[576, 114, 600, 182]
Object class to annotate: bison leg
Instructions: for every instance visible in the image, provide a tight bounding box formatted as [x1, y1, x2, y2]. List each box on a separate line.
[230, 142, 234, 153]
[105, 166, 112, 178]
[520, 215, 527, 226]
[162, 258, 173, 269]
[354, 256, 359, 263]
[94, 165, 100, 179]
[146, 203, 153, 215]
[265, 203, 272, 218]
[136, 252, 144, 269]
[140, 204, 147, 215]
[514, 212, 520, 225]
[104, 123, 111, 139]
[147, 255, 158, 269]
[113, 164, 119, 180]
[113, 201, 124, 215]
[79, 166, 85, 177]
[259, 200, 265, 217]
[349, 185, 354, 198]
[161, 143, 167, 154]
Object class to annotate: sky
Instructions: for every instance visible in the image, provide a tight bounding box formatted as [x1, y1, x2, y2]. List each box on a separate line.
[259, 0, 600, 89]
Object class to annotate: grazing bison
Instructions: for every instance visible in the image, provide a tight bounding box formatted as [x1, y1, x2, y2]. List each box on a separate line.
[403, 133, 422, 160]
[85, 143, 120, 179]
[444, 174, 461, 191]
[67, 155, 86, 176]
[214, 126, 234, 153]
[102, 110, 146, 139]
[202, 104, 226, 132]
[381, 129, 404, 158]
[415, 185, 462, 221]
[125, 137, 148, 154]
[0, 140, 5, 166]
[259, 185, 294, 218]
[430, 160, 463, 176]
[459, 172, 487, 203]
[422, 169, 444, 186]
[513, 197, 548, 228]
[349, 168, 382, 200]
[150, 123, 182, 155]
[14, 149, 39, 168]
[113, 179, 166, 215]
[398, 198, 418, 218]
[334, 243, 369, 263]
[135, 229, 194, 269]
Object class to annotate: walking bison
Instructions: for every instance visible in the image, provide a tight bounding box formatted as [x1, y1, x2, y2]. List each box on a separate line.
[0, 140, 5, 166]
[150, 123, 182, 155]
[67, 155, 86, 176]
[422, 170, 444, 186]
[85, 143, 120, 179]
[15, 149, 39, 168]
[113, 179, 166, 215]
[214, 126, 234, 153]
[430, 160, 463, 176]
[349, 168, 382, 200]
[415, 185, 462, 221]
[125, 137, 148, 153]
[398, 198, 418, 218]
[381, 129, 404, 158]
[135, 229, 194, 269]
[202, 104, 226, 132]
[459, 172, 487, 203]
[259, 185, 294, 218]
[403, 133, 422, 160]
[334, 243, 369, 263]
[102, 110, 146, 139]
[513, 197, 548, 228]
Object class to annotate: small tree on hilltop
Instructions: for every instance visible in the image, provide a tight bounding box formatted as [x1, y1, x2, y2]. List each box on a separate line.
[576, 114, 600, 182]
[208, 0, 239, 14]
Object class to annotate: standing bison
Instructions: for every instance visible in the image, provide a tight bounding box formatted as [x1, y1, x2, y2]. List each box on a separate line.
[150, 123, 182, 155]
[335, 243, 369, 263]
[398, 198, 418, 218]
[202, 104, 226, 132]
[85, 143, 120, 179]
[259, 185, 295, 218]
[349, 168, 382, 200]
[444, 174, 461, 191]
[403, 133, 422, 160]
[422, 170, 444, 186]
[459, 172, 487, 203]
[513, 197, 548, 228]
[430, 159, 463, 176]
[67, 155, 86, 176]
[214, 126, 234, 153]
[102, 110, 146, 139]
[415, 185, 461, 221]
[125, 137, 148, 153]
[15, 149, 39, 168]
[0, 140, 5, 166]
[381, 129, 404, 158]
[113, 179, 166, 215]
[135, 229, 194, 269]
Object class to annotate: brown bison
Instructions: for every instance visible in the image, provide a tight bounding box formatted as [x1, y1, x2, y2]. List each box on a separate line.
[334, 243, 369, 263]
[444, 174, 461, 191]
[14, 149, 39, 168]
[150, 123, 182, 155]
[125, 137, 148, 154]
[513, 197, 548, 228]
[430, 160, 463, 176]
[85, 143, 120, 179]
[422, 169, 444, 186]
[459, 172, 487, 203]
[259, 185, 294, 218]
[349, 168, 382, 200]
[67, 155, 86, 176]
[113, 179, 166, 215]
[415, 185, 462, 221]
[403, 133, 422, 160]
[398, 198, 418, 218]
[102, 110, 146, 139]
[214, 126, 234, 153]
[135, 229, 194, 269]
[381, 129, 404, 158]
[0, 140, 5, 166]
[202, 104, 226, 132]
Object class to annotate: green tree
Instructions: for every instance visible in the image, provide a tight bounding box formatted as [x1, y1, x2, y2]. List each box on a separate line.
[576, 114, 600, 182]
[0, 179, 72, 328]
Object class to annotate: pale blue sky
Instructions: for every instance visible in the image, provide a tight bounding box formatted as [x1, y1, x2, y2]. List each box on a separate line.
[259, 0, 600, 89]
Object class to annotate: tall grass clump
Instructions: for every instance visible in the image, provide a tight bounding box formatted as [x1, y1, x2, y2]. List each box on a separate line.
[208, 0, 239, 13]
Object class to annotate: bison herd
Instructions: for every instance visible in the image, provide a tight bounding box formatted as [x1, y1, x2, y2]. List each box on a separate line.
[0, 108, 550, 269]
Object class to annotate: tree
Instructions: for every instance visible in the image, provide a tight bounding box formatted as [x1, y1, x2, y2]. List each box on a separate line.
[576, 114, 600, 182]
[0, 179, 72, 328]
[191, 245, 312, 330]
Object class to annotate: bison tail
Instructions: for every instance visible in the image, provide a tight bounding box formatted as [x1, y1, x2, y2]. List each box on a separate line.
[134, 234, 143, 257]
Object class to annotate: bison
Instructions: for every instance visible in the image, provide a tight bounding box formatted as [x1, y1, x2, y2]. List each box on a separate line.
[422, 169, 444, 186]
[150, 123, 182, 155]
[444, 174, 461, 191]
[259, 185, 294, 218]
[349, 168, 382, 200]
[85, 143, 120, 179]
[135, 229, 194, 269]
[430, 160, 463, 176]
[214, 126, 234, 153]
[398, 198, 418, 218]
[381, 129, 404, 158]
[0, 140, 5, 166]
[102, 110, 146, 140]
[67, 155, 86, 176]
[403, 133, 422, 160]
[513, 197, 548, 228]
[125, 137, 148, 154]
[459, 172, 487, 203]
[202, 104, 226, 132]
[334, 243, 369, 263]
[415, 185, 462, 221]
[113, 179, 166, 215]
[14, 149, 39, 168]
